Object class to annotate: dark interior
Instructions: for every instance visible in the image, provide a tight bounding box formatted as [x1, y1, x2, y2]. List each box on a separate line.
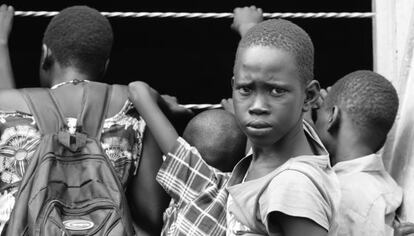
[5, 0, 372, 105]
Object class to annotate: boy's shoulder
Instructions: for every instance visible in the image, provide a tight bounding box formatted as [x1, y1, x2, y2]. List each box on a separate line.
[100, 83, 130, 117]
[339, 173, 402, 220]
[161, 137, 219, 172]
[335, 154, 402, 197]
[229, 152, 337, 194]
[0, 88, 30, 113]
[338, 167, 402, 207]
[277, 154, 338, 194]
[335, 154, 402, 219]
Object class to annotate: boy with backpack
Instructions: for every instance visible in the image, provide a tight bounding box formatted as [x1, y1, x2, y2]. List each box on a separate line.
[0, 5, 169, 235]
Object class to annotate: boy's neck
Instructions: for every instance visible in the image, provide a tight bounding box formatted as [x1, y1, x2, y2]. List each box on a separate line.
[333, 139, 375, 165]
[252, 119, 314, 166]
[332, 123, 376, 165]
[50, 66, 93, 87]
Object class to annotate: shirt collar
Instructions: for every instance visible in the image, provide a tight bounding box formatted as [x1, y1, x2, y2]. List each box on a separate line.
[301, 120, 330, 168]
[333, 153, 385, 174]
[234, 120, 330, 173]
[51, 79, 89, 89]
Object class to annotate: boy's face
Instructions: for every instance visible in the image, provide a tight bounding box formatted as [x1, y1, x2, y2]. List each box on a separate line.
[232, 46, 306, 147]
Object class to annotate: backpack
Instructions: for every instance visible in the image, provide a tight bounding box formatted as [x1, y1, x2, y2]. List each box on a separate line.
[5, 82, 136, 236]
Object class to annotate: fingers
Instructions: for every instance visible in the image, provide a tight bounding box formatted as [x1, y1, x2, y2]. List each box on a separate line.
[394, 222, 414, 236]
[319, 88, 328, 107]
[0, 4, 14, 21]
[161, 94, 178, 104]
[160, 94, 194, 117]
[320, 88, 328, 98]
[8, 5, 14, 25]
[220, 98, 235, 114]
[232, 5, 264, 37]
[220, 98, 233, 106]
[314, 87, 330, 109]
[0, 4, 14, 44]
[234, 6, 258, 14]
[233, 5, 263, 21]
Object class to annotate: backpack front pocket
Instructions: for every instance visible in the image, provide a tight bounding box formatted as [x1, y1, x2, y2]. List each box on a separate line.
[39, 199, 127, 236]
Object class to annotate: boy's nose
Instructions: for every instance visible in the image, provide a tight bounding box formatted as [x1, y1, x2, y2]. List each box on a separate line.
[248, 95, 269, 115]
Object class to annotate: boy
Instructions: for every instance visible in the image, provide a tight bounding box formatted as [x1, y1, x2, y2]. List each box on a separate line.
[225, 18, 340, 236]
[314, 70, 403, 235]
[0, 6, 168, 235]
[181, 109, 246, 172]
[230, 8, 409, 235]
[130, 18, 340, 236]
[128, 83, 246, 235]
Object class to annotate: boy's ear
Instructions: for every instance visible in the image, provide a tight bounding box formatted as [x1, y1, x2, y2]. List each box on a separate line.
[302, 80, 320, 112]
[327, 105, 340, 132]
[41, 44, 53, 70]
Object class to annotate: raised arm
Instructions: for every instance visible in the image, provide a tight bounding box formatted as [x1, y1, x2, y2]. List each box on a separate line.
[128, 81, 193, 155]
[0, 4, 15, 89]
[127, 129, 170, 235]
[127, 82, 194, 234]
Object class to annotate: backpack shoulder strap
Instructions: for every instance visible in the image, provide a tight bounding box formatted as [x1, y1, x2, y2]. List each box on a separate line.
[21, 88, 67, 134]
[77, 82, 112, 139]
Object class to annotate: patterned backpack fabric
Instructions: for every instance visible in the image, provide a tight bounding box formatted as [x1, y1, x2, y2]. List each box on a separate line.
[5, 82, 135, 236]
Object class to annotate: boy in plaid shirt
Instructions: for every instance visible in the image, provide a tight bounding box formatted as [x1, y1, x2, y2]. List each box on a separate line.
[128, 83, 246, 236]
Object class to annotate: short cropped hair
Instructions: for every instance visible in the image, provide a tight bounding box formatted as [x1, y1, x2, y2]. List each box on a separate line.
[183, 109, 246, 172]
[324, 70, 399, 138]
[234, 19, 314, 84]
[43, 6, 113, 76]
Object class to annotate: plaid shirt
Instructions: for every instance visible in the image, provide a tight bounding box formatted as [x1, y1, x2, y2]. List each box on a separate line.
[156, 137, 230, 236]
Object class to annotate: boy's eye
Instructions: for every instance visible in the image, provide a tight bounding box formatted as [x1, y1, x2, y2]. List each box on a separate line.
[238, 86, 252, 95]
[270, 87, 287, 96]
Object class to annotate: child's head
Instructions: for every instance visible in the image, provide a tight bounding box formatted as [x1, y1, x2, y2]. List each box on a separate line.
[315, 70, 399, 157]
[234, 19, 314, 85]
[40, 6, 113, 86]
[182, 109, 246, 172]
[232, 19, 319, 147]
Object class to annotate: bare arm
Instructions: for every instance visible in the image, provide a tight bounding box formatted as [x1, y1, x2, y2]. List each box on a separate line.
[0, 4, 15, 89]
[127, 82, 192, 234]
[127, 129, 170, 235]
[268, 212, 327, 236]
[128, 81, 186, 155]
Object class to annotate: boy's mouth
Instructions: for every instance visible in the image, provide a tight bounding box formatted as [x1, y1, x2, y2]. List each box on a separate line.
[246, 121, 272, 129]
[246, 121, 273, 135]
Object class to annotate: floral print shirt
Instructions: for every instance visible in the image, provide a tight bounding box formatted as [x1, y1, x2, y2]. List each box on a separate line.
[0, 101, 145, 232]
